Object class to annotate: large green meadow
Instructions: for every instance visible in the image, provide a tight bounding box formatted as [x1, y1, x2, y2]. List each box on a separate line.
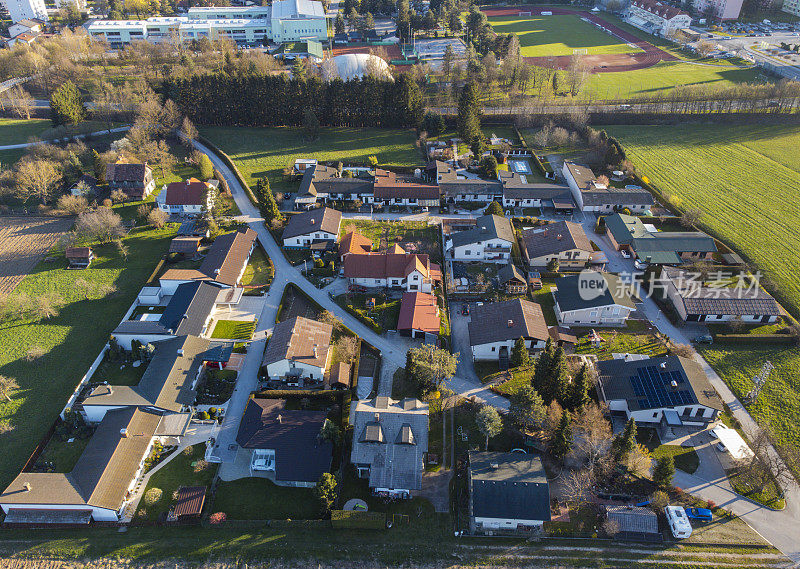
[200, 127, 420, 194]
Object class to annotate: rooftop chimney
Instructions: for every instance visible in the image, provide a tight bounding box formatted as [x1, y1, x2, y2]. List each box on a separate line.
[557, 234, 563, 240]
[490, 463, 499, 469]
[23, 482, 31, 492]
[374, 412, 380, 422]
[276, 414, 282, 424]
[660, 362, 667, 370]
[670, 380, 678, 390]
[177, 348, 184, 356]
[107, 385, 114, 395]
[507, 319, 514, 327]
[120, 428, 128, 438]
[310, 218, 316, 224]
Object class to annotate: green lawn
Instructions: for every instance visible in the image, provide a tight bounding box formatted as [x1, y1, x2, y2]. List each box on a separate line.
[0, 226, 176, 489]
[240, 245, 273, 288]
[584, 60, 765, 100]
[607, 124, 800, 318]
[727, 467, 785, 509]
[490, 365, 534, 397]
[135, 444, 218, 522]
[572, 322, 667, 361]
[651, 444, 700, 474]
[93, 356, 148, 386]
[530, 282, 557, 327]
[698, 343, 800, 479]
[0, 117, 52, 146]
[212, 478, 320, 520]
[339, 219, 442, 264]
[199, 127, 420, 194]
[34, 436, 90, 472]
[487, 14, 641, 58]
[210, 319, 256, 340]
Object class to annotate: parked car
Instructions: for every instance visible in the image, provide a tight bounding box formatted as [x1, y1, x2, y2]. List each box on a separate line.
[621, 249, 631, 259]
[684, 507, 713, 522]
[665, 505, 693, 538]
[695, 334, 714, 345]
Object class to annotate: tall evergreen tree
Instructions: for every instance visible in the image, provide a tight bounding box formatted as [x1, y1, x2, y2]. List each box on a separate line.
[551, 346, 570, 406]
[567, 363, 591, 410]
[533, 337, 554, 398]
[613, 418, 638, 461]
[93, 149, 106, 184]
[653, 455, 675, 488]
[50, 81, 85, 127]
[335, 12, 346, 34]
[508, 385, 546, 432]
[456, 82, 481, 144]
[256, 177, 282, 225]
[550, 410, 573, 460]
[511, 337, 530, 368]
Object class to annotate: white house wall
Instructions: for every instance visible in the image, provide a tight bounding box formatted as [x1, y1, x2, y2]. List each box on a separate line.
[265, 359, 325, 381]
[555, 304, 633, 327]
[475, 516, 545, 530]
[471, 339, 545, 361]
[0, 503, 118, 523]
[283, 230, 338, 248]
[113, 333, 173, 351]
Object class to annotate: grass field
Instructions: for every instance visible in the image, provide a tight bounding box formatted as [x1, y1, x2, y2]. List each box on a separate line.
[699, 343, 800, 478]
[212, 478, 319, 520]
[0, 117, 52, 146]
[606, 124, 800, 319]
[199, 127, 420, 194]
[487, 14, 641, 58]
[210, 319, 256, 340]
[584, 60, 766, 99]
[0, 226, 176, 489]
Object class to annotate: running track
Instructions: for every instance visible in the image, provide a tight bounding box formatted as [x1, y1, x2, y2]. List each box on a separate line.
[481, 6, 678, 73]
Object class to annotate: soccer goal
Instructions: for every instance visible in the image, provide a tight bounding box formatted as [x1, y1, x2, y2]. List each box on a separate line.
[573, 48, 588, 55]
[518, 11, 532, 16]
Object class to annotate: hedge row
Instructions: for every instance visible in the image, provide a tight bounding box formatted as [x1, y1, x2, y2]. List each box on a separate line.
[196, 135, 259, 207]
[713, 334, 796, 345]
[255, 390, 344, 399]
[336, 300, 382, 334]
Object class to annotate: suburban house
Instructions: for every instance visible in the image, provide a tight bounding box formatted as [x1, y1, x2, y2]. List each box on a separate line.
[497, 264, 528, 294]
[156, 179, 213, 216]
[159, 229, 257, 294]
[397, 291, 440, 338]
[520, 220, 593, 269]
[0, 407, 191, 525]
[372, 169, 440, 208]
[261, 316, 333, 385]
[235, 398, 332, 486]
[468, 299, 550, 362]
[350, 396, 429, 498]
[8, 18, 43, 39]
[605, 213, 717, 265]
[81, 334, 209, 423]
[446, 214, 515, 263]
[605, 505, 661, 543]
[106, 161, 155, 200]
[282, 207, 342, 248]
[561, 161, 653, 213]
[626, 0, 692, 36]
[468, 451, 551, 535]
[552, 272, 636, 326]
[295, 164, 373, 209]
[596, 355, 723, 430]
[343, 245, 441, 292]
[658, 266, 781, 323]
[65, 247, 94, 269]
[432, 161, 503, 204]
[499, 171, 575, 213]
[339, 231, 372, 259]
[111, 281, 220, 349]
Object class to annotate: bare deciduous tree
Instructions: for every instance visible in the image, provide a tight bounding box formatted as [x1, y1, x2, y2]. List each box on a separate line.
[147, 207, 169, 229]
[561, 468, 594, 507]
[681, 208, 703, 227]
[336, 335, 359, 364]
[75, 206, 125, 243]
[15, 159, 61, 204]
[571, 403, 613, 477]
[6, 85, 34, 120]
[56, 194, 89, 215]
[0, 375, 20, 402]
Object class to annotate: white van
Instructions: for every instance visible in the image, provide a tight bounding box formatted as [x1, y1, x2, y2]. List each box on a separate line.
[665, 506, 693, 539]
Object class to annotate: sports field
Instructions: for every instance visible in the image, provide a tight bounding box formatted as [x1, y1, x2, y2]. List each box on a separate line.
[606, 124, 800, 317]
[487, 14, 641, 58]
[584, 60, 766, 99]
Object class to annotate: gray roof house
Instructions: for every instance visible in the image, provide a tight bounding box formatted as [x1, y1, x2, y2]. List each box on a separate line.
[468, 299, 554, 363]
[596, 355, 723, 429]
[520, 220, 593, 268]
[350, 396, 429, 496]
[552, 272, 636, 326]
[261, 316, 333, 383]
[468, 451, 551, 534]
[447, 214, 516, 263]
[562, 161, 653, 212]
[81, 335, 210, 423]
[112, 281, 220, 348]
[0, 407, 173, 524]
[605, 213, 716, 265]
[235, 398, 332, 486]
[282, 207, 342, 247]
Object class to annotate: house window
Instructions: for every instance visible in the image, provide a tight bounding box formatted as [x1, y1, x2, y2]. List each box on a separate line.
[491, 347, 496, 352]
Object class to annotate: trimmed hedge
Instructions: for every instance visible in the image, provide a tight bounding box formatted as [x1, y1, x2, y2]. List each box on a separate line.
[331, 509, 386, 529]
[336, 299, 382, 334]
[255, 390, 343, 399]
[713, 334, 796, 345]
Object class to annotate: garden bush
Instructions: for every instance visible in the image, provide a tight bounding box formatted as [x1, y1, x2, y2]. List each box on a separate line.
[144, 488, 163, 506]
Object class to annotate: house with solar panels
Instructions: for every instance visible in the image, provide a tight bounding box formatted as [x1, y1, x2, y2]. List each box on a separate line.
[596, 355, 723, 432]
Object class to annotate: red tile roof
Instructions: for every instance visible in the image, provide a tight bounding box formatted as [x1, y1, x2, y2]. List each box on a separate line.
[343, 252, 431, 280]
[372, 169, 440, 200]
[164, 181, 207, 206]
[339, 231, 373, 257]
[397, 292, 439, 334]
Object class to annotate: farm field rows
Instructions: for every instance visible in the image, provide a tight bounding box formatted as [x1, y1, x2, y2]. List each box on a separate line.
[0, 226, 175, 488]
[200, 127, 420, 194]
[487, 14, 641, 58]
[606, 124, 800, 318]
[0, 217, 75, 294]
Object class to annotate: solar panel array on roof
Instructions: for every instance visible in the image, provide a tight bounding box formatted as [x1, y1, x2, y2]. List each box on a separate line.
[629, 366, 696, 410]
